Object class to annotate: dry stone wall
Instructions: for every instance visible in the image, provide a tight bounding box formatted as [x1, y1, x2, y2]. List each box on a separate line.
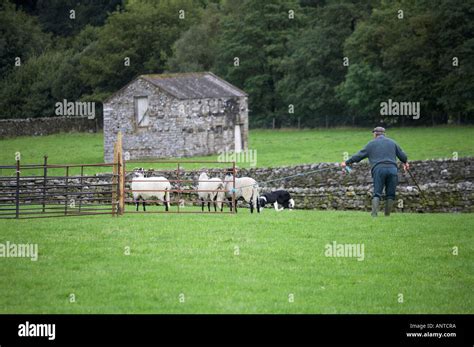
[0, 116, 98, 138]
[0, 159, 471, 213]
[238, 158, 473, 213]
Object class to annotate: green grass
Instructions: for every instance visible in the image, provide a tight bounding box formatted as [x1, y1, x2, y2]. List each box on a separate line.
[0, 126, 472, 313]
[0, 127, 472, 171]
[0, 210, 472, 313]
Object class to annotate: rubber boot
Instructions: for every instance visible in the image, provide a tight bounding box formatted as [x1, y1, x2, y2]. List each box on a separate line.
[385, 199, 394, 216]
[371, 197, 380, 217]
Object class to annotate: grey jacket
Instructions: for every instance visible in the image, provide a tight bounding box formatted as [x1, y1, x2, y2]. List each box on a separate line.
[345, 135, 407, 171]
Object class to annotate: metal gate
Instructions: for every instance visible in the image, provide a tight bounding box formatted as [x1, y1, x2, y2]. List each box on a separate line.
[0, 133, 237, 218]
[0, 157, 120, 219]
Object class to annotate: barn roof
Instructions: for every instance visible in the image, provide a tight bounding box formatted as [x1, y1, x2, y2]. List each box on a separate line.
[139, 72, 247, 99]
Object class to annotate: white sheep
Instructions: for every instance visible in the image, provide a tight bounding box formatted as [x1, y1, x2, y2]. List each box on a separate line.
[131, 168, 171, 211]
[197, 172, 225, 212]
[224, 173, 260, 213]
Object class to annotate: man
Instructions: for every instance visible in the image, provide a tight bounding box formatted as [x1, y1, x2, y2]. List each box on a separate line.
[341, 127, 409, 217]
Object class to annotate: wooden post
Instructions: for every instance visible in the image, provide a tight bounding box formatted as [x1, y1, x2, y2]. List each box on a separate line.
[119, 156, 125, 215]
[117, 132, 124, 215]
[112, 138, 118, 217]
[112, 131, 123, 216]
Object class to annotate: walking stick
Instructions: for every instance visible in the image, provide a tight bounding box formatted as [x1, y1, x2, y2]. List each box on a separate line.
[406, 168, 429, 205]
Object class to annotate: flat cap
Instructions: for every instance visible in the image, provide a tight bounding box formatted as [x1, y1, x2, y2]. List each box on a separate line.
[372, 126, 386, 134]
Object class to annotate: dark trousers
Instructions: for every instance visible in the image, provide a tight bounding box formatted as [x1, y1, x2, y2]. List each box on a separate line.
[372, 166, 398, 200]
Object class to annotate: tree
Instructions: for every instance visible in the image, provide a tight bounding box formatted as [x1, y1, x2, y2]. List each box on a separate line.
[167, 3, 221, 72]
[435, 0, 474, 124]
[14, 0, 124, 37]
[336, 63, 389, 125]
[278, 2, 371, 128]
[0, 51, 65, 118]
[79, 0, 201, 101]
[0, 1, 50, 79]
[337, 0, 473, 126]
[214, 0, 301, 127]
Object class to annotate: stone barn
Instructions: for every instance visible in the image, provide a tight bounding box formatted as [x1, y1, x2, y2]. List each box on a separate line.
[103, 72, 248, 162]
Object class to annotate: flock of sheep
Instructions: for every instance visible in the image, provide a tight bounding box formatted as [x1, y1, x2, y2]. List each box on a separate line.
[130, 168, 260, 213]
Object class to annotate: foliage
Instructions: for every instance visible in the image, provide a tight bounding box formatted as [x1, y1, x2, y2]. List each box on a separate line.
[0, 0, 472, 126]
[0, 1, 51, 79]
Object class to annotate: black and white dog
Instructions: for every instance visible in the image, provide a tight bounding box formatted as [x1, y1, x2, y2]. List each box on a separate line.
[258, 190, 295, 211]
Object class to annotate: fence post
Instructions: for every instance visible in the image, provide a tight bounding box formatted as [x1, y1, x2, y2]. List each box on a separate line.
[117, 132, 124, 215]
[112, 131, 124, 216]
[112, 141, 118, 217]
[79, 165, 84, 213]
[64, 166, 69, 216]
[232, 161, 236, 214]
[177, 163, 181, 213]
[42, 155, 48, 213]
[119, 156, 125, 215]
[15, 159, 20, 219]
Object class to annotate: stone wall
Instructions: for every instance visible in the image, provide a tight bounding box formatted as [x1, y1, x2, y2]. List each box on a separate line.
[124, 158, 472, 213]
[0, 159, 471, 213]
[238, 158, 473, 213]
[103, 78, 248, 162]
[0, 116, 98, 138]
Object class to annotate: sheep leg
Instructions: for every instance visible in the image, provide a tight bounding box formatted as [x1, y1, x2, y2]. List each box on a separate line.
[165, 190, 170, 212]
[201, 197, 204, 212]
[135, 197, 139, 212]
[213, 195, 217, 212]
[207, 199, 211, 212]
[142, 200, 146, 212]
[228, 197, 233, 212]
[249, 191, 255, 214]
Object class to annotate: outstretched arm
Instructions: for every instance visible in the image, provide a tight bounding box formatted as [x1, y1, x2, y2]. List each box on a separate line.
[345, 145, 369, 165]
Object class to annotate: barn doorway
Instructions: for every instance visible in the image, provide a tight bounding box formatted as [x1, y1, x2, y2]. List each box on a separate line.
[135, 96, 149, 127]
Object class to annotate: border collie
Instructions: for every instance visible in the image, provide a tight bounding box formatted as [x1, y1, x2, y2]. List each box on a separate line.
[258, 190, 295, 211]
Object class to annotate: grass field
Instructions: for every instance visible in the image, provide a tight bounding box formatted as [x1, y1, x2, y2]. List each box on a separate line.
[0, 126, 472, 171]
[0, 126, 472, 314]
[0, 210, 472, 313]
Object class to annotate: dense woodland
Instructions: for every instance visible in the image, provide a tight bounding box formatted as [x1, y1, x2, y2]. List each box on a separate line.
[0, 0, 472, 127]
